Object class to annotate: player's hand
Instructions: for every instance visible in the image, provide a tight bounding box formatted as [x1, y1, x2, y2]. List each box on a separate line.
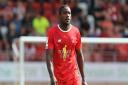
[50, 77, 57, 85]
[82, 80, 88, 85]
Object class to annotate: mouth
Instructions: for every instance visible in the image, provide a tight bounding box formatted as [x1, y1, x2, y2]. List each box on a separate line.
[65, 18, 70, 22]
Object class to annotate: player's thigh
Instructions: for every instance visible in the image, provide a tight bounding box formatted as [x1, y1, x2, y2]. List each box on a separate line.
[57, 78, 81, 85]
[72, 79, 81, 85]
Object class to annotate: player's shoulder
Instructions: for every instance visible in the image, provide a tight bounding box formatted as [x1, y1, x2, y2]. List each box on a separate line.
[48, 25, 58, 33]
[71, 25, 80, 32]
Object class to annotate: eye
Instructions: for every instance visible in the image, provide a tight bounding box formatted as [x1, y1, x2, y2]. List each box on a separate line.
[67, 11, 71, 14]
[63, 11, 71, 15]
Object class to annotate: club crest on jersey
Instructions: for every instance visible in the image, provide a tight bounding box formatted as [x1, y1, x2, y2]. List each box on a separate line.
[58, 45, 71, 61]
[58, 39, 61, 43]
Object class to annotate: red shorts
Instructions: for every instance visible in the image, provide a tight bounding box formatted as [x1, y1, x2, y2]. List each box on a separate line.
[57, 78, 81, 85]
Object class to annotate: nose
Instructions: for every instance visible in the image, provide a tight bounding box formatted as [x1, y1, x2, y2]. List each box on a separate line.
[66, 13, 70, 18]
[67, 14, 70, 17]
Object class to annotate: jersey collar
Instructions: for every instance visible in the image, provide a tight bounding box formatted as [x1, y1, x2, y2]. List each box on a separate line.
[57, 24, 72, 32]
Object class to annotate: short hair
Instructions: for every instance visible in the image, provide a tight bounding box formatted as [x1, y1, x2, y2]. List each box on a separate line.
[61, 0, 70, 5]
[58, 5, 70, 15]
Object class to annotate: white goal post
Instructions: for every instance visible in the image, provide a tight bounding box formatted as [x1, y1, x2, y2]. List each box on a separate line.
[18, 36, 128, 85]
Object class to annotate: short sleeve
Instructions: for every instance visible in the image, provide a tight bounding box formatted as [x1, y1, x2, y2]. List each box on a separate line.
[75, 31, 82, 50]
[47, 30, 54, 49]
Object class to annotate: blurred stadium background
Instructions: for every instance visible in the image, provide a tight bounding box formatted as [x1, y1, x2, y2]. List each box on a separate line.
[0, 0, 128, 85]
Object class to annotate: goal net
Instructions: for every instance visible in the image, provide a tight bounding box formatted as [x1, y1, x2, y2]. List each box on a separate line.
[12, 36, 128, 85]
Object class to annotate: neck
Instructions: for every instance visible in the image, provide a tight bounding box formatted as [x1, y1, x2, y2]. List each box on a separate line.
[59, 23, 71, 31]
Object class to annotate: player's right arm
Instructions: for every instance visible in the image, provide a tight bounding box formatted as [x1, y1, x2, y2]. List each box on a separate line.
[46, 49, 57, 85]
[46, 29, 57, 85]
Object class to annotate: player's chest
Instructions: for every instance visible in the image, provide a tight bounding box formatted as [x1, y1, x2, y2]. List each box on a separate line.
[53, 32, 77, 48]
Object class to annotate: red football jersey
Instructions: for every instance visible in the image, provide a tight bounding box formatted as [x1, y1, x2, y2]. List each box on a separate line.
[47, 25, 82, 81]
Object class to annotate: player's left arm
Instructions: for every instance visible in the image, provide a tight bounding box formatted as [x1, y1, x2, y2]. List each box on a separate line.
[76, 48, 87, 85]
[75, 30, 87, 85]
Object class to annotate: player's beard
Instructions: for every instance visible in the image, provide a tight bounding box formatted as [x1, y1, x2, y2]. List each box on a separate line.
[63, 19, 71, 26]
